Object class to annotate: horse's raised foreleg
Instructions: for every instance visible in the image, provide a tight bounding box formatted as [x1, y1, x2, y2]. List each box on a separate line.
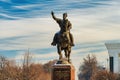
[57, 45, 62, 60]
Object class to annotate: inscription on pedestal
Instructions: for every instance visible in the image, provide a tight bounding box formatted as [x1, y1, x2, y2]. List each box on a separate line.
[51, 64, 75, 80]
[53, 66, 70, 80]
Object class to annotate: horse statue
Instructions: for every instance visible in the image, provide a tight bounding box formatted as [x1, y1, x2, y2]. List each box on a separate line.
[56, 31, 72, 62]
[51, 11, 74, 63]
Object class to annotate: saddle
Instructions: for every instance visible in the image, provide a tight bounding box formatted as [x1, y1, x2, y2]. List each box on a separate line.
[57, 32, 71, 46]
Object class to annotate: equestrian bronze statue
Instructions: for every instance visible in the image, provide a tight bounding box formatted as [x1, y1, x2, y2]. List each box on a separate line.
[51, 11, 74, 62]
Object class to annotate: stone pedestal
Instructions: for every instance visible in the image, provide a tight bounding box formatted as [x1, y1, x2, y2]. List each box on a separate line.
[51, 62, 75, 80]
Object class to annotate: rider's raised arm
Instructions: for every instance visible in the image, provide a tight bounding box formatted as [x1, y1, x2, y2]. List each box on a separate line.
[51, 11, 61, 23]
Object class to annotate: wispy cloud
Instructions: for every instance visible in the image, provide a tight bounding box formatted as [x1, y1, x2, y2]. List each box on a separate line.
[0, 0, 120, 74]
[0, 0, 113, 20]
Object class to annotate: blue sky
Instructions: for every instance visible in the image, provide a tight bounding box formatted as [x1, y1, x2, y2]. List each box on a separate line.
[0, 0, 120, 76]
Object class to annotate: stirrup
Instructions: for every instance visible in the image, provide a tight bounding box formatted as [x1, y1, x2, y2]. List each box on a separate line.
[51, 42, 56, 46]
[71, 43, 75, 46]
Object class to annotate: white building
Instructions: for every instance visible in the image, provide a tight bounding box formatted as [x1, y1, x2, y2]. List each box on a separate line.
[105, 43, 120, 73]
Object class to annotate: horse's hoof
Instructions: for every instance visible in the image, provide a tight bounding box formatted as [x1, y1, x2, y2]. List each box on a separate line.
[65, 54, 68, 58]
[68, 59, 71, 63]
[59, 55, 63, 60]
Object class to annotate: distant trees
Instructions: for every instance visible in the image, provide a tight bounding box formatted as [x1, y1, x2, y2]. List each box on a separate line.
[1, 52, 120, 80]
[78, 55, 98, 80]
[0, 56, 14, 80]
[0, 52, 56, 80]
[78, 54, 120, 80]
[91, 70, 117, 80]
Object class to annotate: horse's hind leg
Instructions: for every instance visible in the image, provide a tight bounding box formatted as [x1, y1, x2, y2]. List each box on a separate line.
[57, 46, 62, 60]
[68, 48, 71, 63]
[64, 49, 68, 58]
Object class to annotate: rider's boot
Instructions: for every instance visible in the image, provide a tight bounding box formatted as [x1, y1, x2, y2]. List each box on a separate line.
[51, 33, 58, 46]
[71, 42, 75, 46]
[69, 33, 75, 46]
[51, 42, 56, 46]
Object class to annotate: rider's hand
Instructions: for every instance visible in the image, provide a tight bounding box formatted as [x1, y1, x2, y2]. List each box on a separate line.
[51, 11, 54, 15]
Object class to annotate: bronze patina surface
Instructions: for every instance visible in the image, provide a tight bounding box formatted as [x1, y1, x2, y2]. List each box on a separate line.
[51, 11, 75, 62]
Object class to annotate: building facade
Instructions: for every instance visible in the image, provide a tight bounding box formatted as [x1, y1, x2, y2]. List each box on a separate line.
[105, 43, 120, 73]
